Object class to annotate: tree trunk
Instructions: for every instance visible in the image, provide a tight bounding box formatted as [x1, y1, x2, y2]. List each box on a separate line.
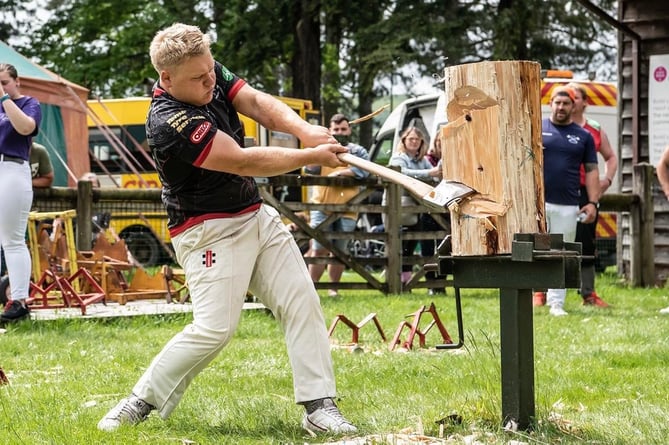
[292, 1, 321, 110]
[440, 60, 545, 255]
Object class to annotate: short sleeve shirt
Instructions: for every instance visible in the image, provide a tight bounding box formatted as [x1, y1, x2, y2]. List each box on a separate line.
[542, 118, 597, 206]
[147, 62, 261, 229]
[29, 143, 53, 178]
[0, 96, 41, 160]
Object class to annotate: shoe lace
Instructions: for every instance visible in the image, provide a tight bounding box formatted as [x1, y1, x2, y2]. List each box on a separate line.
[320, 399, 348, 424]
[112, 398, 151, 423]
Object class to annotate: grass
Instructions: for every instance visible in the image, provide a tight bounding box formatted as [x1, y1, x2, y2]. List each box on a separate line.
[1, 268, 669, 444]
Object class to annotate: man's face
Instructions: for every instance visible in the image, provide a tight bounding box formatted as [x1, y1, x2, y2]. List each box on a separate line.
[571, 90, 586, 114]
[330, 119, 351, 145]
[550, 95, 574, 125]
[161, 52, 216, 106]
[330, 120, 351, 136]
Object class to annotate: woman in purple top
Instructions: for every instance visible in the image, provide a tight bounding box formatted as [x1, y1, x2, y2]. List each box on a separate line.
[0, 63, 42, 322]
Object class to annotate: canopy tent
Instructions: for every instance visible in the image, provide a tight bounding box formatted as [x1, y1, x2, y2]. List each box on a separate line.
[0, 41, 90, 186]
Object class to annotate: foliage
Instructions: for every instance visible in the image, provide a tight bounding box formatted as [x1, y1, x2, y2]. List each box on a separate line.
[211, 0, 295, 96]
[1, 270, 669, 444]
[2, 1, 618, 144]
[471, 0, 618, 80]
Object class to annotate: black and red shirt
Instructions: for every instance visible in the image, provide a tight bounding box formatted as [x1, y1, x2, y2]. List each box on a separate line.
[147, 62, 262, 236]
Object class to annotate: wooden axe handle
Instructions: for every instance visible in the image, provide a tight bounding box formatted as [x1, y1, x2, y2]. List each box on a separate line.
[337, 152, 436, 201]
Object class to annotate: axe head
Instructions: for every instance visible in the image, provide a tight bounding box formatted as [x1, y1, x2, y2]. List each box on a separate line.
[422, 180, 476, 211]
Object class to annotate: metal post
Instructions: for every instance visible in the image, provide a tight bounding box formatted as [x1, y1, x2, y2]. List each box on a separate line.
[499, 287, 535, 429]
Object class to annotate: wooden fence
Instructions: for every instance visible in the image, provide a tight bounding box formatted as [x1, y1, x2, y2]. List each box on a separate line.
[31, 164, 655, 292]
[32, 175, 451, 294]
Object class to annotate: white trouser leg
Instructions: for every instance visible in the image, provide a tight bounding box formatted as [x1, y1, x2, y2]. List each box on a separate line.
[132, 204, 335, 418]
[545, 202, 578, 308]
[0, 162, 33, 301]
[248, 205, 335, 404]
[133, 211, 257, 417]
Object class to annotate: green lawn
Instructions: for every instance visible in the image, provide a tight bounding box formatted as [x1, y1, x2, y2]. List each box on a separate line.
[1, 268, 668, 444]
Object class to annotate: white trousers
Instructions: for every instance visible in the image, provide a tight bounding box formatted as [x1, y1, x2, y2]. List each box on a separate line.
[0, 160, 33, 301]
[545, 202, 578, 308]
[132, 204, 336, 418]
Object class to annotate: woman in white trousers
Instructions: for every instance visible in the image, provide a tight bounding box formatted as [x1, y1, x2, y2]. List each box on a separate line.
[0, 63, 42, 322]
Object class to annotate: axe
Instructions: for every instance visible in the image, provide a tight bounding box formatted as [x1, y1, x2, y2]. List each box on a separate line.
[337, 153, 475, 211]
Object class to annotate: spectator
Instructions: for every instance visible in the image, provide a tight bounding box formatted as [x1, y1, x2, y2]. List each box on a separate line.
[0, 63, 42, 323]
[97, 23, 356, 435]
[29, 141, 54, 188]
[534, 86, 600, 316]
[656, 145, 669, 314]
[567, 82, 618, 307]
[656, 144, 669, 201]
[306, 113, 370, 297]
[0, 141, 54, 277]
[388, 126, 442, 287]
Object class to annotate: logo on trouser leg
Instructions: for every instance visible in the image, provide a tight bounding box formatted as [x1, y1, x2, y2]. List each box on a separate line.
[202, 250, 216, 267]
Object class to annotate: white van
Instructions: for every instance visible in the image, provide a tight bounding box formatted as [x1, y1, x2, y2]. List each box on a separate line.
[368, 92, 446, 165]
[369, 83, 617, 192]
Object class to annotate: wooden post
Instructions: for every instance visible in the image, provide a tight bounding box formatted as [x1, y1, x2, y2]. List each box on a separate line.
[385, 181, 402, 294]
[440, 61, 545, 255]
[632, 163, 655, 286]
[76, 180, 93, 251]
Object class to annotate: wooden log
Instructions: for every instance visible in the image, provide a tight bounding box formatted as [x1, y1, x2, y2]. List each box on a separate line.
[440, 61, 545, 255]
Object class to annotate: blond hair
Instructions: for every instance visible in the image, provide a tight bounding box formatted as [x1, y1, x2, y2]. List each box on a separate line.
[149, 23, 212, 72]
[397, 126, 428, 159]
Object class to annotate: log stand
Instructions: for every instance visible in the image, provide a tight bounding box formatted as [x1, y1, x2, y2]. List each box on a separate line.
[436, 232, 581, 430]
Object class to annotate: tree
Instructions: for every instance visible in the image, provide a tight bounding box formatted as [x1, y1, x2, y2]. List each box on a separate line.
[472, 0, 618, 79]
[322, 0, 477, 145]
[4, 0, 619, 146]
[16, 0, 207, 97]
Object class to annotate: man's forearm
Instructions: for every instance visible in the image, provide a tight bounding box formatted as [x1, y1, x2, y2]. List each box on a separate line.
[584, 169, 600, 202]
[32, 176, 53, 188]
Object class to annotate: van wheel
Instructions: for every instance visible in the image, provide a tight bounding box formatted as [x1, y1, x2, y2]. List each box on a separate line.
[120, 230, 161, 267]
[0, 275, 10, 306]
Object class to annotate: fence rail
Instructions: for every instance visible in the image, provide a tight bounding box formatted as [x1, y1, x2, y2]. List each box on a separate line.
[32, 164, 655, 291]
[33, 175, 451, 294]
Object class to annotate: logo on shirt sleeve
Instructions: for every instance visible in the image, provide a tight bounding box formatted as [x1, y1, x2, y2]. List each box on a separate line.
[219, 65, 234, 81]
[190, 121, 212, 144]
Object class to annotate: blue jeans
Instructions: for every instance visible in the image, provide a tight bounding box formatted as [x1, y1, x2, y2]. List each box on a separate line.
[309, 211, 356, 252]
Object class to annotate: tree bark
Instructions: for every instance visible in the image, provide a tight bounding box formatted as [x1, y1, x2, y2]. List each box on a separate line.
[292, 1, 322, 110]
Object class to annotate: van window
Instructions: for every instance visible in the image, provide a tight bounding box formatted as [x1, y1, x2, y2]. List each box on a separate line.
[374, 137, 395, 166]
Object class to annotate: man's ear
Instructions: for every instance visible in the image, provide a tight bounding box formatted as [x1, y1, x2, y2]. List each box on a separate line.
[159, 70, 171, 88]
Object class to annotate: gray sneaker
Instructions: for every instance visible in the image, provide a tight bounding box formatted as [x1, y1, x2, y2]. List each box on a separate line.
[302, 398, 357, 435]
[97, 395, 154, 431]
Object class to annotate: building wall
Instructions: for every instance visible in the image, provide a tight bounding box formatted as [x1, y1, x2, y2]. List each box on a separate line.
[619, 1, 669, 284]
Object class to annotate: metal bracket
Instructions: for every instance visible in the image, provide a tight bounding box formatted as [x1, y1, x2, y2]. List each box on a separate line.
[389, 303, 453, 351]
[328, 313, 386, 344]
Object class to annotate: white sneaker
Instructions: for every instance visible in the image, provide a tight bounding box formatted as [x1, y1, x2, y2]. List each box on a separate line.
[660, 306, 669, 314]
[302, 398, 357, 435]
[97, 395, 154, 431]
[549, 306, 568, 316]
